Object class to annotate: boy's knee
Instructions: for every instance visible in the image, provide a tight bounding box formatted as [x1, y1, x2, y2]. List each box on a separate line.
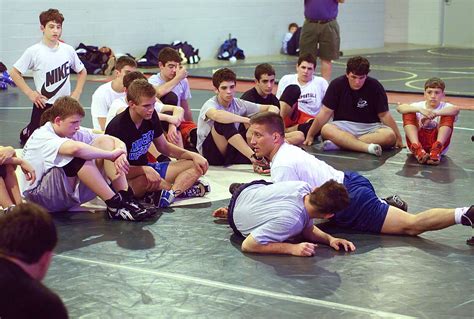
[93, 135, 116, 150]
[214, 122, 239, 140]
[321, 123, 338, 139]
[402, 113, 418, 127]
[439, 115, 455, 129]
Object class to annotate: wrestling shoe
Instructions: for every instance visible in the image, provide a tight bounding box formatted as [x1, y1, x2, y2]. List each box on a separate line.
[178, 179, 211, 198]
[461, 205, 474, 227]
[0, 71, 16, 87]
[143, 189, 175, 208]
[427, 141, 443, 165]
[106, 193, 149, 221]
[409, 142, 428, 164]
[1, 205, 15, 215]
[229, 183, 244, 195]
[383, 195, 408, 212]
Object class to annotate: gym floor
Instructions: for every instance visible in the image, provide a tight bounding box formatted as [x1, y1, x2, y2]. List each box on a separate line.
[1, 47, 473, 318]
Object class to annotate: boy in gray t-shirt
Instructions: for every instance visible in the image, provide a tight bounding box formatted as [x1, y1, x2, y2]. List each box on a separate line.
[196, 68, 279, 173]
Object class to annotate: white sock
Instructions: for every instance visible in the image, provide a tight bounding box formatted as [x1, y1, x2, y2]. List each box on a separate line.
[322, 140, 340, 151]
[367, 143, 382, 156]
[454, 207, 469, 224]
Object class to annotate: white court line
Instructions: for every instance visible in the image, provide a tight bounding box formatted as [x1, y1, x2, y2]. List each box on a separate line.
[394, 120, 474, 132]
[314, 152, 474, 172]
[0, 106, 91, 110]
[56, 254, 415, 319]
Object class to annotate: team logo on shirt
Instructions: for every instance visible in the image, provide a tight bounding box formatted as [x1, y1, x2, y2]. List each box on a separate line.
[129, 131, 154, 161]
[356, 98, 368, 108]
[40, 61, 70, 99]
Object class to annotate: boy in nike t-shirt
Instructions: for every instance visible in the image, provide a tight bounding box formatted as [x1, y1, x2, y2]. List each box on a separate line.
[10, 8, 87, 145]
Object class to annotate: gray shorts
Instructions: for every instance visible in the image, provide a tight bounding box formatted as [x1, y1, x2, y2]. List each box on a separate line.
[328, 121, 389, 138]
[24, 167, 97, 212]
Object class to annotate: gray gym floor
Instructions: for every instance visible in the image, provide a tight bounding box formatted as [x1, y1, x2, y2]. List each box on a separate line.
[0, 55, 473, 318]
[187, 47, 474, 97]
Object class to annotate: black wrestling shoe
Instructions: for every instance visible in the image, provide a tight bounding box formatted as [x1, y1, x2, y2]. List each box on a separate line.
[384, 195, 408, 212]
[461, 205, 474, 227]
[106, 193, 149, 221]
[229, 183, 244, 195]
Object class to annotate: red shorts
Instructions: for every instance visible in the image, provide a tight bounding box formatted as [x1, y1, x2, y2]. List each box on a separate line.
[284, 109, 314, 128]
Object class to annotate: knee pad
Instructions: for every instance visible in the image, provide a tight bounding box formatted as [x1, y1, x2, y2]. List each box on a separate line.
[279, 84, 301, 106]
[402, 113, 418, 127]
[0, 165, 6, 178]
[214, 122, 239, 140]
[297, 120, 314, 138]
[439, 115, 455, 129]
[160, 92, 179, 106]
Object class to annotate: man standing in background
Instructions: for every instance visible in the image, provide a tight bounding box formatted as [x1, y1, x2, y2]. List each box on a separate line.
[299, 0, 344, 81]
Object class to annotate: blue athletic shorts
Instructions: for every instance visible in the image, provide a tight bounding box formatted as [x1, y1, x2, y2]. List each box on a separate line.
[147, 161, 170, 178]
[331, 171, 389, 233]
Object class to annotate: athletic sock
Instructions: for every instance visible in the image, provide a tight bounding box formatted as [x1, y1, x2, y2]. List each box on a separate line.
[322, 140, 340, 151]
[454, 207, 469, 224]
[367, 143, 382, 156]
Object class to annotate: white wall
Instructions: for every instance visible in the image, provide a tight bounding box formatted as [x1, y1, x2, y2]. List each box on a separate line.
[0, 0, 386, 68]
[384, 0, 465, 46]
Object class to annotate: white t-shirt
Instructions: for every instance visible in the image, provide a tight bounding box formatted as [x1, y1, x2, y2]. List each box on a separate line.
[105, 97, 164, 128]
[410, 101, 457, 129]
[410, 101, 457, 154]
[91, 81, 126, 130]
[13, 41, 84, 104]
[196, 96, 261, 154]
[281, 32, 293, 54]
[148, 73, 192, 106]
[233, 181, 312, 244]
[21, 122, 98, 192]
[276, 74, 328, 116]
[271, 142, 345, 187]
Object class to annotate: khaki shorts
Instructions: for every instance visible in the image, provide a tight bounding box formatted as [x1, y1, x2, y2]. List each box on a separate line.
[299, 19, 340, 61]
[328, 121, 389, 138]
[24, 167, 97, 212]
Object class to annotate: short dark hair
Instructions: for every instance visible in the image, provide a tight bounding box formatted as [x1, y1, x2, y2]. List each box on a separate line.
[158, 47, 182, 65]
[250, 112, 285, 136]
[40, 96, 85, 126]
[308, 180, 350, 213]
[424, 77, 445, 92]
[212, 68, 236, 89]
[288, 23, 298, 31]
[297, 53, 317, 67]
[39, 8, 64, 27]
[254, 63, 275, 81]
[0, 203, 57, 264]
[115, 56, 137, 71]
[123, 71, 147, 89]
[346, 56, 371, 75]
[127, 79, 156, 105]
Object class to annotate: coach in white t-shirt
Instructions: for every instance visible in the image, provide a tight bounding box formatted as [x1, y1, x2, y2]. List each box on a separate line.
[246, 111, 474, 239]
[90, 56, 137, 131]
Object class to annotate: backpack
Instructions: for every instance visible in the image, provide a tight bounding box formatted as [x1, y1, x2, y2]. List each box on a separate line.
[172, 41, 201, 64]
[217, 38, 245, 60]
[287, 27, 301, 56]
[138, 42, 201, 66]
[137, 43, 172, 67]
[75, 43, 115, 75]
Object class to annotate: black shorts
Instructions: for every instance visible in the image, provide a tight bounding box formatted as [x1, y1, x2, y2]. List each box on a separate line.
[202, 123, 251, 166]
[227, 179, 273, 237]
[0, 165, 6, 178]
